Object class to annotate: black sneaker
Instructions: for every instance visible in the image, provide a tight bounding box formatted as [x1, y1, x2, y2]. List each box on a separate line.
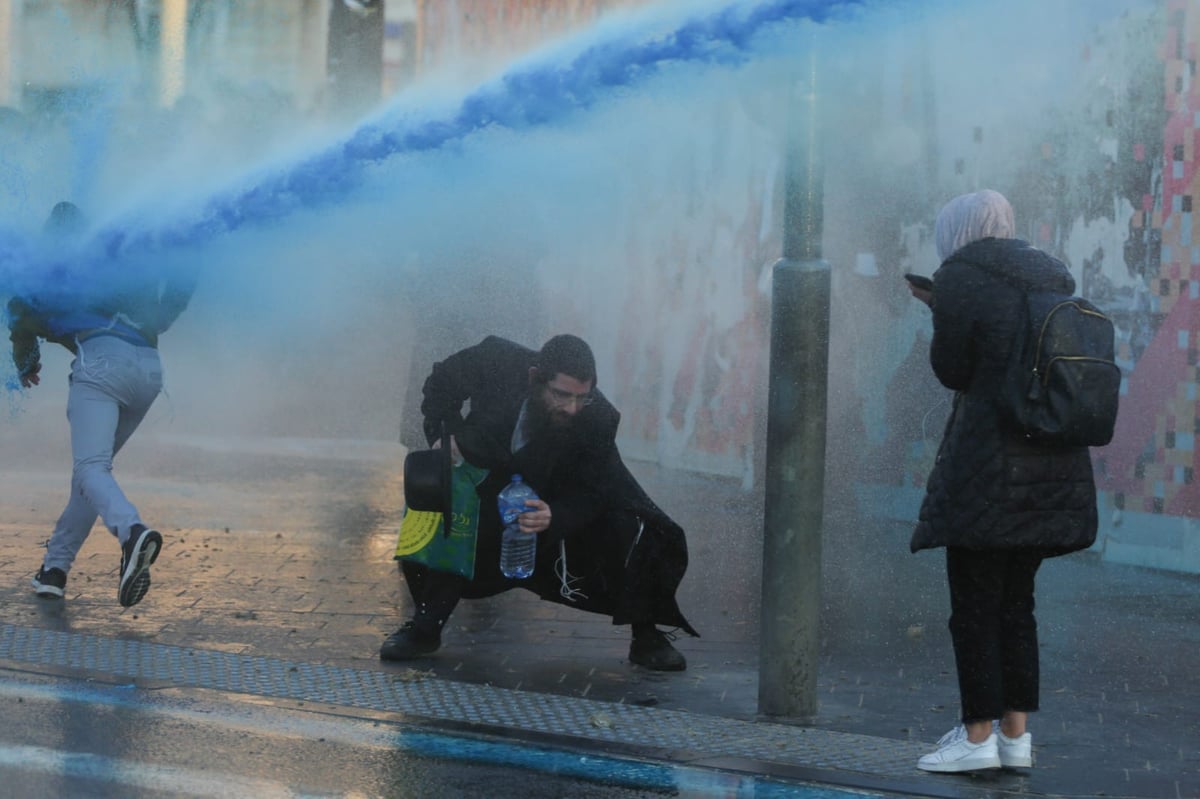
[379, 621, 441, 661]
[118, 524, 162, 608]
[629, 628, 687, 671]
[32, 567, 67, 599]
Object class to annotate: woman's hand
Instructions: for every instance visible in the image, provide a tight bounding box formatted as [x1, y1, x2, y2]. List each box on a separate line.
[518, 499, 552, 534]
[908, 284, 933, 307]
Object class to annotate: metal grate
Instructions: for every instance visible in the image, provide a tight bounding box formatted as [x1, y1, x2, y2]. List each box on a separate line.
[0, 623, 926, 779]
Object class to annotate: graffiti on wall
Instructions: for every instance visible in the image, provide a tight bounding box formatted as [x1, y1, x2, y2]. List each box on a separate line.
[1095, 0, 1200, 518]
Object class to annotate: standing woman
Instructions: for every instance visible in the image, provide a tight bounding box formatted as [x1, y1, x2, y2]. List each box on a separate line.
[908, 190, 1098, 773]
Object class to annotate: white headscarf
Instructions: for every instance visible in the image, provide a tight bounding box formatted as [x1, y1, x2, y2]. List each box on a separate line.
[934, 189, 1016, 260]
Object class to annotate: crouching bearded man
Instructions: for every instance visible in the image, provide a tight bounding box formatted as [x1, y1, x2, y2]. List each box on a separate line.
[382, 334, 698, 671]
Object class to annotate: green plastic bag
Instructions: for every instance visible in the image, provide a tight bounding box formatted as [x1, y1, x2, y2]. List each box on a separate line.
[395, 461, 488, 580]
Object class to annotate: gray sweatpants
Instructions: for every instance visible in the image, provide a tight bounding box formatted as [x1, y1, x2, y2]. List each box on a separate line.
[43, 334, 163, 573]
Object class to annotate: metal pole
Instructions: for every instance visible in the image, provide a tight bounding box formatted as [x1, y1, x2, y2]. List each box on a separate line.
[326, 0, 386, 119]
[159, 0, 187, 108]
[758, 49, 829, 720]
[0, 0, 13, 107]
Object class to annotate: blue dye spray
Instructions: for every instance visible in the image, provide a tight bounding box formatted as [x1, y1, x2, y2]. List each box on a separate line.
[95, 0, 867, 255]
[3, 0, 863, 294]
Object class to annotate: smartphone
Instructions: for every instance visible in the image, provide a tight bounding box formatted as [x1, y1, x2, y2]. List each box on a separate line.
[904, 273, 933, 291]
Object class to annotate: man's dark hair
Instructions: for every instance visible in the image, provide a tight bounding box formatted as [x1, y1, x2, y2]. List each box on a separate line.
[534, 334, 596, 385]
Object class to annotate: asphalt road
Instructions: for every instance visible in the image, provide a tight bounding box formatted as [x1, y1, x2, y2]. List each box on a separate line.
[0, 669, 903, 799]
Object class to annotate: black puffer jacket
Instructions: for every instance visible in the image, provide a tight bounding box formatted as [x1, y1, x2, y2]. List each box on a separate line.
[910, 238, 1098, 555]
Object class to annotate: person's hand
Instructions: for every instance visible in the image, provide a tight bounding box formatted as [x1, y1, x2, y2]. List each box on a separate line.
[19, 364, 40, 388]
[518, 499, 552, 534]
[430, 435, 463, 465]
[908, 284, 933, 307]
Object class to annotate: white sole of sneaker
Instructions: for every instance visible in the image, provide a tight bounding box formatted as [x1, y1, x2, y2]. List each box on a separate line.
[917, 755, 1002, 773]
[31, 579, 64, 599]
[998, 753, 1036, 767]
[999, 752, 1033, 768]
[119, 529, 162, 607]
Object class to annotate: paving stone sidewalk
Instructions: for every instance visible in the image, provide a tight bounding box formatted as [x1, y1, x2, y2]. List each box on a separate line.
[0, 428, 1196, 798]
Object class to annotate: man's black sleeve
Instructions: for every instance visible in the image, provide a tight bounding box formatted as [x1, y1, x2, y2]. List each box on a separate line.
[420, 340, 487, 445]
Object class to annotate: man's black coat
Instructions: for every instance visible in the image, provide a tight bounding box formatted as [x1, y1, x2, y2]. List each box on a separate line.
[417, 335, 698, 635]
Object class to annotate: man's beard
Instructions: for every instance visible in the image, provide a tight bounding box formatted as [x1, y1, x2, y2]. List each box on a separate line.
[525, 387, 578, 451]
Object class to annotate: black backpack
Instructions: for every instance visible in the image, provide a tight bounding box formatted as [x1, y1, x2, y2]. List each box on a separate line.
[979, 267, 1121, 447]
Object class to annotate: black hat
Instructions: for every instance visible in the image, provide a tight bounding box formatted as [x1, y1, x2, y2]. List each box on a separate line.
[403, 424, 452, 537]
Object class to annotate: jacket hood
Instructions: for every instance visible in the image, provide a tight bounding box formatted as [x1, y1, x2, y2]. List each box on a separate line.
[947, 237, 1075, 295]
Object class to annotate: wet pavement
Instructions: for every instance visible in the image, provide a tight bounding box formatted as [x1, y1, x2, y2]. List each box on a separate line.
[0, 423, 1197, 798]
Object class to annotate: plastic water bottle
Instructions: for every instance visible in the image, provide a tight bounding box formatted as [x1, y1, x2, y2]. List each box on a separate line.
[498, 474, 538, 579]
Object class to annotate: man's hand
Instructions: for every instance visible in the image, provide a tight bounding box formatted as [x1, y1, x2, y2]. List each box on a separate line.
[518, 499, 552, 534]
[19, 364, 40, 388]
[430, 435, 463, 465]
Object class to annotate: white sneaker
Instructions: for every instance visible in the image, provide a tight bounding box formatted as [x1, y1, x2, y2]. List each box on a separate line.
[917, 727, 1002, 773]
[998, 730, 1033, 768]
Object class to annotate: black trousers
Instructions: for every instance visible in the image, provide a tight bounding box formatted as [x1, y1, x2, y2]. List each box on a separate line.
[402, 509, 648, 635]
[945, 546, 1045, 723]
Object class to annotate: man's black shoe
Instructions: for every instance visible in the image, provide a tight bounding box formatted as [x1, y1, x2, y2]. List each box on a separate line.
[32, 566, 67, 599]
[119, 524, 162, 608]
[629, 628, 687, 671]
[380, 621, 441, 661]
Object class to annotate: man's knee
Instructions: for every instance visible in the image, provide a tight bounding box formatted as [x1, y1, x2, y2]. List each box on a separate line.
[73, 455, 114, 479]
